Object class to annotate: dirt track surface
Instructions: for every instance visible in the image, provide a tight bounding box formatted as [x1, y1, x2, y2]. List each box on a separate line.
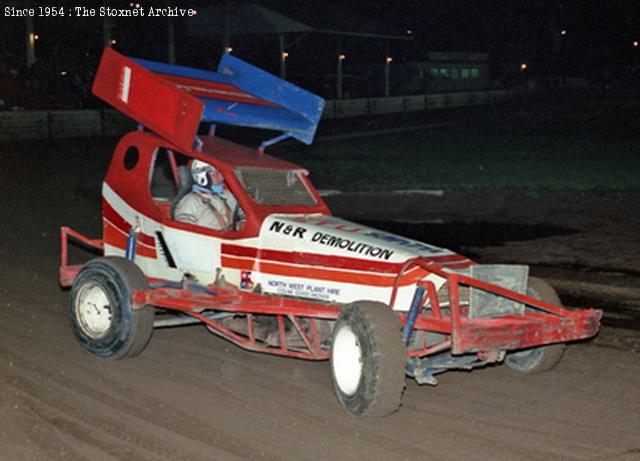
[1, 141, 639, 460]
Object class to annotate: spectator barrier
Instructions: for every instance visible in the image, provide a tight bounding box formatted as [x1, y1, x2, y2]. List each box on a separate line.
[0, 89, 523, 141]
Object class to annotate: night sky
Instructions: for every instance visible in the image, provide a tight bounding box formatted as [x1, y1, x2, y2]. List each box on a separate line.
[1, 0, 639, 82]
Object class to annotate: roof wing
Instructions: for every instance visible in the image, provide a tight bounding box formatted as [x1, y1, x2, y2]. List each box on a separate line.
[133, 53, 325, 145]
[92, 47, 203, 152]
[92, 48, 325, 149]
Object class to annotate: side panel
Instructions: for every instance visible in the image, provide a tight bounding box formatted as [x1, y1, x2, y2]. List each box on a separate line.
[160, 223, 261, 286]
[218, 214, 462, 310]
[102, 182, 181, 281]
[102, 182, 260, 286]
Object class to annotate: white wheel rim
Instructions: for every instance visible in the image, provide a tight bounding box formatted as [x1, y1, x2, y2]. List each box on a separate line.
[332, 324, 363, 396]
[75, 283, 113, 338]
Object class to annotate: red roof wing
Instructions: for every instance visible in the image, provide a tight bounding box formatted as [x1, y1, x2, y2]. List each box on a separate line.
[92, 47, 203, 152]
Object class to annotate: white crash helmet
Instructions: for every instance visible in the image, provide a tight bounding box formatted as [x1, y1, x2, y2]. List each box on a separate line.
[190, 159, 216, 189]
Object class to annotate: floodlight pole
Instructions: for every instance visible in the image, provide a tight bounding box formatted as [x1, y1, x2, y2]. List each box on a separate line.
[337, 49, 344, 99]
[102, 19, 112, 48]
[102, 1, 114, 48]
[222, 8, 230, 53]
[384, 42, 391, 96]
[385, 57, 391, 96]
[279, 34, 286, 79]
[25, 16, 35, 67]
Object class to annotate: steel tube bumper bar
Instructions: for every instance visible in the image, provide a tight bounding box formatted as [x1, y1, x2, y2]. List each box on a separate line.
[390, 257, 603, 356]
[59, 226, 104, 287]
[452, 309, 602, 353]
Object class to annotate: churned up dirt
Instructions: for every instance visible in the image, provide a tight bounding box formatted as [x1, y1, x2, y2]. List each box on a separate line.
[0, 141, 638, 460]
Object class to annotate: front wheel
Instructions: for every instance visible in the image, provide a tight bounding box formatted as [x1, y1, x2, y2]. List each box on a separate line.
[505, 277, 566, 373]
[330, 301, 407, 417]
[69, 257, 154, 359]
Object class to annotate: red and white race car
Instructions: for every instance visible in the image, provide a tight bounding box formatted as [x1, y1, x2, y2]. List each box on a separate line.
[60, 48, 602, 416]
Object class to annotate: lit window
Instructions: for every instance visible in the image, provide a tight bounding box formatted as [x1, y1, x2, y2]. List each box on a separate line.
[471, 68, 479, 78]
[461, 68, 470, 79]
[430, 68, 439, 78]
[440, 68, 449, 78]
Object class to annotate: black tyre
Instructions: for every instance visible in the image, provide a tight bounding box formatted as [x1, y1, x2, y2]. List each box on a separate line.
[330, 301, 407, 417]
[69, 257, 154, 359]
[505, 277, 566, 374]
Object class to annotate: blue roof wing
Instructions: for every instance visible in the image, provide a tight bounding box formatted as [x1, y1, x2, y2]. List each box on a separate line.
[133, 54, 325, 145]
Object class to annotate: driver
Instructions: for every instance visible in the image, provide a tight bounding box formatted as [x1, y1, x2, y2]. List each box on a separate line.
[174, 159, 244, 231]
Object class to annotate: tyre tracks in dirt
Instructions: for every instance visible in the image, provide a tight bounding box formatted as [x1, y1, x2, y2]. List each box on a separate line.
[1, 149, 639, 459]
[0, 342, 253, 461]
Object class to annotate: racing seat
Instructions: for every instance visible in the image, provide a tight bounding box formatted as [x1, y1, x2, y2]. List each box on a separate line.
[170, 165, 193, 219]
[169, 164, 244, 231]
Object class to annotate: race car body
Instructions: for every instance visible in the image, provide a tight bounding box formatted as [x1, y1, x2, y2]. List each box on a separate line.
[60, 48, 602, 417]
[96, 129, 464, 311]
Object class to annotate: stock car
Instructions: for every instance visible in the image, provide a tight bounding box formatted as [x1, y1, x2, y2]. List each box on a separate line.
[60, 48, 602, 416]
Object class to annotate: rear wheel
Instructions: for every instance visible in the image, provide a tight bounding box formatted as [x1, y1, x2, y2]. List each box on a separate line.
[330, 301, 406, 417]
[505, 277, 566, 373]
[69, 257, 154, 359]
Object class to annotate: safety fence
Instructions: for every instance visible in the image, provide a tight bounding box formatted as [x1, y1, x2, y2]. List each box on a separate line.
[323, 89, 520, 118]
[0, 109, 134, 140]
[0, 89, 524, 141]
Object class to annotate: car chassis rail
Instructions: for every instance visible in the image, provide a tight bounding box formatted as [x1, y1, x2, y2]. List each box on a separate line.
[60, 227, 602, 363]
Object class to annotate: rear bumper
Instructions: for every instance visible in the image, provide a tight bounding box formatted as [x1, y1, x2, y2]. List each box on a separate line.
[59, 226, 103, 287]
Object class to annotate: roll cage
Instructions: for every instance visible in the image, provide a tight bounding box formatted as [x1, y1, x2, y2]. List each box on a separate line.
[105, 130, 331, 239]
